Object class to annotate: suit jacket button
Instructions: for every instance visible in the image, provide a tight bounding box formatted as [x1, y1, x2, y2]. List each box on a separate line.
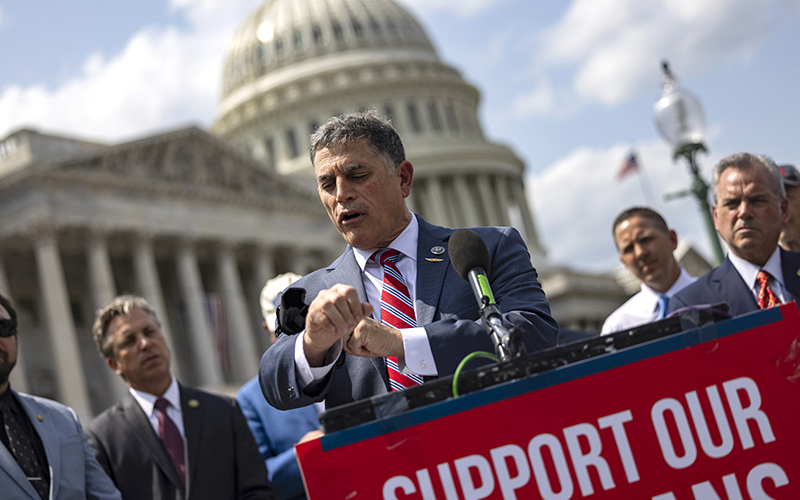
[287, 386, 296, 398]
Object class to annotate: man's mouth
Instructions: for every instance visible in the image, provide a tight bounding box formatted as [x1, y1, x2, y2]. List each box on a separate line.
[340, 211, 363, 224]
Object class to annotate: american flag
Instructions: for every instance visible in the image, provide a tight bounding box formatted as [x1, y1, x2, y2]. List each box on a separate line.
[204, 294, 230, 374]
[617, 152, 639, 180]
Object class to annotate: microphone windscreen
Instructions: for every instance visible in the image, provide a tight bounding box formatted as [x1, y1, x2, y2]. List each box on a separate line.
[449, 229, 491, 281]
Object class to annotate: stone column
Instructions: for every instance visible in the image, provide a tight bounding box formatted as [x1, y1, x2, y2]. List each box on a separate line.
[252, 246, 276, 292]
[132, 235, 184, 380]
[176, 241, 223, 388]
[33, 228, 92, 422]
[217, 244, 259, 382]
[0, 257, 28, 393]
[424, 176, 451, 228]
[453, 175, 481, 227]
[477, 174, 502, 226]
[509, 177, 546, 260]
[86, 231, 129, 400]
[493, 176, 513, 226]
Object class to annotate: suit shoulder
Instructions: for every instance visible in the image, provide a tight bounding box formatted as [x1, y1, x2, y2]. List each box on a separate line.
[16, 392, 76, 418]
[86, 400, 128, 432]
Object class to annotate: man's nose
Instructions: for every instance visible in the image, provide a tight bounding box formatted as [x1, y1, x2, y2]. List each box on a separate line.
[334, 178, 355, 203]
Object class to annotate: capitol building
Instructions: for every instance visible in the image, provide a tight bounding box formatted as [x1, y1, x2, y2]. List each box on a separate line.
[0, 0, 652, 421]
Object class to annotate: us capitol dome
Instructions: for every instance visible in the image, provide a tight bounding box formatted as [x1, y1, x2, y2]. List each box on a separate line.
[212, 0, 546, 267]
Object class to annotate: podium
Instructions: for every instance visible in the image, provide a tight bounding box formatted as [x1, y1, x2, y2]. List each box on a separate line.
[296, 303, 800, 499]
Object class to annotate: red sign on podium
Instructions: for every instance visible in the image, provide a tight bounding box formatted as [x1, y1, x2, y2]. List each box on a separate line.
[296, 303, 800, 499]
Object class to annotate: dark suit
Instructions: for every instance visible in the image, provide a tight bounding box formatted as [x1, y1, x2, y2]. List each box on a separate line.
[259, 216, 558, 410]
[1, 390, 121, 500]
[669, 248, 800, 317]
[85, 384, 274, 500]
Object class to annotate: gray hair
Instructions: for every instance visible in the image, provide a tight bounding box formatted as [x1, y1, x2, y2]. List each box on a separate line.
[93, 295, 161, 359]
[712, 152, 785, 203]
[308, 111, 405, 170]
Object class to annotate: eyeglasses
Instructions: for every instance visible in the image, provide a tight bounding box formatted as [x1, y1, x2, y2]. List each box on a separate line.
[0, 318, 17, 338]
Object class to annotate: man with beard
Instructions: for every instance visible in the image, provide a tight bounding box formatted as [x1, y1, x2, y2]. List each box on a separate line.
[670, 153, 800, 316]
[0, 292, 121, 500]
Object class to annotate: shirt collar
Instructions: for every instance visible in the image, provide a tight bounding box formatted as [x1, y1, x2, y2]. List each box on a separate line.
[129, 376, 180, 417]
[639, 268, 694, 299]
[728, 246, 784, 290]
[353, 214, 419, 271]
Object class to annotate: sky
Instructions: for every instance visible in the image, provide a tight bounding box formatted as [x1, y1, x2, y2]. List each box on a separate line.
[2, 0, 800, 275]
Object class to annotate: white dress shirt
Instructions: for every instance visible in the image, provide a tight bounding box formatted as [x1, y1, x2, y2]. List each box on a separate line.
[294, 215, 439, 388]
[129, 376, 185, 439]
[728, 247, 787, 303]
[601, 268, 697, 335]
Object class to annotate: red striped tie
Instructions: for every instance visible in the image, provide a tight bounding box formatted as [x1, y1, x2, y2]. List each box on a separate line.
[372, 249, 424, 391]
[756, 270, 779, 309]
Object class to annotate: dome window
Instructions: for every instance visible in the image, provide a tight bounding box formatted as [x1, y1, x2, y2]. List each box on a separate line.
[369, 17, 382, 36]
[351, 18, 364, 38]
[386, 18, 397, 35]
[331, 20, 344, 43]
[293, 30, 303, 50]
[274, 37, 284, 56]
[312, 25, 323, 46]
[428, 102, 443, 132]
[406, 102, 422, 133]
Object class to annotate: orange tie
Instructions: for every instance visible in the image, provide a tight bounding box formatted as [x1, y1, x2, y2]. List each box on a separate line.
[756, 270, 779, 309]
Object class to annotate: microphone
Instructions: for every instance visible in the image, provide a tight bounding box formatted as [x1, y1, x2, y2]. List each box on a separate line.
[276, 287, 308, 335]
[449, 229, 523, 360]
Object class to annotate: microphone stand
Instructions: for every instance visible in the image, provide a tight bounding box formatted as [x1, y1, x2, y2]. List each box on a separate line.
[466, 270, 525, 361]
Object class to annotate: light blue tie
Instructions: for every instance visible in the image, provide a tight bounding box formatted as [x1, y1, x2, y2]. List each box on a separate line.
[656, 295, 670, 320]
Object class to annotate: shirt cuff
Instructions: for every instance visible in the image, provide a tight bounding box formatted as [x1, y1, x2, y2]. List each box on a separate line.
[401, 327, 438, 376]
[294, 332, 342, 388]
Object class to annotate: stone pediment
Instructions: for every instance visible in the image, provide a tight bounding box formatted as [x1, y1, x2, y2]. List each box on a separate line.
[42, 126, 315, 202]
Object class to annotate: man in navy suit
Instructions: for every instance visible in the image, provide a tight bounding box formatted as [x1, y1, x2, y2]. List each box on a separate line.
[670, 152, 800, 317]
[259, 112, 558, 411]
[0, 292, 121, 500]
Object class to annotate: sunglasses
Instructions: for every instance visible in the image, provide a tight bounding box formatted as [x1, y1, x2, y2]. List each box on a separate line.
[0, 318, 17, 338]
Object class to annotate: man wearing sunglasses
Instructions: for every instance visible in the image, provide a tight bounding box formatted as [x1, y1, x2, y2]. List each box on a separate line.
[0, 292, 121, 500]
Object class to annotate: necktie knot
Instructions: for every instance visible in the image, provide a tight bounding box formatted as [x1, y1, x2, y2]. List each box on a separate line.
[155, 397, 169, 413]
[372, 248, 401, 266]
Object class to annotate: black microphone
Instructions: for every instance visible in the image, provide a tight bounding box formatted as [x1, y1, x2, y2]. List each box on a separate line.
[449, 229, 522, 360]
[276, 287, 308, 335]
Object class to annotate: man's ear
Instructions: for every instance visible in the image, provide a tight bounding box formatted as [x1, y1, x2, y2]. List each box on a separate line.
[668, 229, 678, 251]
[106, 356, 121, 375]
[397, 160, 414, 198]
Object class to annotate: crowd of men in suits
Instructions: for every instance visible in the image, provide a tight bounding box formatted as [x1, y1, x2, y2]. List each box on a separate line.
[2, 110, 798, 499]
[604, 154, 800, 332]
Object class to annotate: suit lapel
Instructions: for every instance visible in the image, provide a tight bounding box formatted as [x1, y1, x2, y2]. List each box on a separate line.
[19, 394, 61, 499]
[780, 249, 800, 302]
[120, 394, 185, 493]
[1, 393, 38, 499]
[415, 217, 450, 326]
[181, 385, 203, 498]
[712, 258, 758, 314]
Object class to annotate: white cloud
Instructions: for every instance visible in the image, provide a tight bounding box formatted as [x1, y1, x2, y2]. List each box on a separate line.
[527, 140, 719, 272]
[0, 1, 260, 141]
[537, 0, 776, 108]
[512, 80, 578, 119]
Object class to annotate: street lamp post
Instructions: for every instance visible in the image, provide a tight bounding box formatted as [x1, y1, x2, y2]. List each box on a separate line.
[653, 61, 725, 265]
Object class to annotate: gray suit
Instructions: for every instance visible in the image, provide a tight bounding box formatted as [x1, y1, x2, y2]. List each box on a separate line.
[260, 216, 558, 410]
[0, 390, 121, 500]
[85, 384, 274, 500]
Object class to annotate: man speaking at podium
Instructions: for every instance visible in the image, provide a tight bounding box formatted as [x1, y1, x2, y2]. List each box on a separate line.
[259, 112, 557, 411]
[670, 152, 800, 316]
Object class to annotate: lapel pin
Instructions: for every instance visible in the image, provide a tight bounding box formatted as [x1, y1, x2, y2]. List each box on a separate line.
[796, 268, 800, 276]
[36, 414, 44, 422]
[188, 399, 200, 408]
[425, 258, 444, 262]
[431, 246, 445, 255]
